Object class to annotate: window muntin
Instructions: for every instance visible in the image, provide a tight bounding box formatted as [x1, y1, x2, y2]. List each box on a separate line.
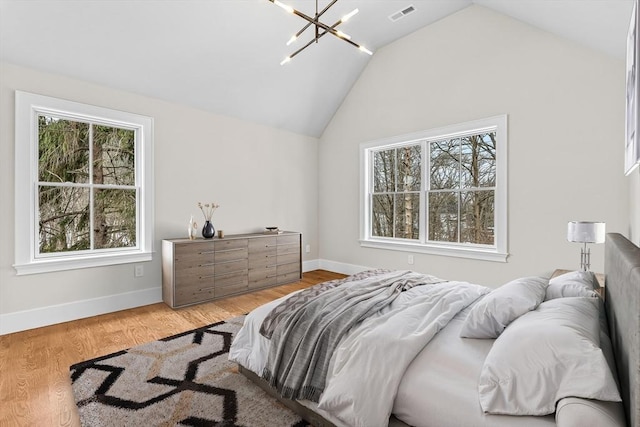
[15, 91, 154, 275]
[361, 116, 507, 262]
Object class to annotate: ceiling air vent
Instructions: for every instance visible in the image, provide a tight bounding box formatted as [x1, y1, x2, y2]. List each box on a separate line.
[389, 5, 416, 22]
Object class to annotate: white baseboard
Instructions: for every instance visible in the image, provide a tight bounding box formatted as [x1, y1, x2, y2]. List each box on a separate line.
[0, 287, 162, 336]
[302, 259, 320, 272]
[316, 259, 373, 276]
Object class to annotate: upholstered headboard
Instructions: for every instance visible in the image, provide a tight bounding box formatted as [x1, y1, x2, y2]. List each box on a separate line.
[605, 233, 640, 427]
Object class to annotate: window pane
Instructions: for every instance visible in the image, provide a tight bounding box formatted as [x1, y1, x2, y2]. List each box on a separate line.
[460, 133, 496, 188]
[397, 145, 421, 192]
[460, 190, 495, 245]
[38, 116, 89, 183]
[373, 149, 395, 192]
[372, 194, 394, 237]
[428, 192, 458, 242]
[94, 188, 137, 249]
[93, 125, 135, 186]
[394, 193, 419, 239]
[39, 185, 90, 253]
[430, 139, 459, 190]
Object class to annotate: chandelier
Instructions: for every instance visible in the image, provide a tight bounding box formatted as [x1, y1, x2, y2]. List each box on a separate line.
[269, 0, 374, 65]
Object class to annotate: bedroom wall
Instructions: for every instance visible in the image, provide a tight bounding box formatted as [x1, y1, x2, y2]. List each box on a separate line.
[0, 62, 319, 334]
[318, 5, 628, 287]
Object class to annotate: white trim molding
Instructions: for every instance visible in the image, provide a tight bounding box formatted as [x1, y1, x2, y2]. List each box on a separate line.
[0, 287, 162, 336]
[359, 115, 508, 262]
[14, 91, 155, 275]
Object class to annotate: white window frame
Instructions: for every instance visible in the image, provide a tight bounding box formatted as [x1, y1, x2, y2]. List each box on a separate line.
[14, 91, 154, 275]
[360, 115, 508, 262]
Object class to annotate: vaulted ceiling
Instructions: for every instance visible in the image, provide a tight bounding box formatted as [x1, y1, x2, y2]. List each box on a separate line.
[0, 0, 633, 137]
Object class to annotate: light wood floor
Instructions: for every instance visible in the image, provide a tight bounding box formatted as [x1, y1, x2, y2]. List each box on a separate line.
[0, 270, 345, 427]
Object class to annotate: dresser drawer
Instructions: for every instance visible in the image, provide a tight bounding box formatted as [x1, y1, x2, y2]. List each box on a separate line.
[277, 234, 300, 246]
[249, 266, 277, 281]
[249, 275, 277, 289]
[175, 264, 215, 282]
[215, 272, 248, 289]
[174, 243, 215, 268]
[215, 239, 248, 251]
[215, 248, 248, 263]
[215, 277, 249, 297]
[278, 261, 300, 276]
[214, 259, 248, 276]
[277, 243, 299, 256]
[277, 252, 299, 266]
[174, 284, 215, 306]
[249, 237, 277, 253]
[249, 253, 277, 269]
[278, 271, 301, 285]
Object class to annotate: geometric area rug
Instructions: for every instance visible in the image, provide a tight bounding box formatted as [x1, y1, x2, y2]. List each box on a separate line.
[69, 315, 310, 427]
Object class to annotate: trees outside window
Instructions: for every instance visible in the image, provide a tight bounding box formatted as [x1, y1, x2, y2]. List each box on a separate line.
[38, 116, 137, 254]
[361, 116, 507, 262]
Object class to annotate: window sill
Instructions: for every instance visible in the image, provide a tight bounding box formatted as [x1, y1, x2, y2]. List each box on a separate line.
[13, 251, 153, 275]
[359, 239, 508, 263]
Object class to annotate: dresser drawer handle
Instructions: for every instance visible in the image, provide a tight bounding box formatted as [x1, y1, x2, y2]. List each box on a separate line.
[199, 274, 216, 279]
[266, 274, 277, 279]
[200, 250, 216, 255]
[199, 262, 215, 267]
[199, 286, 215, 291]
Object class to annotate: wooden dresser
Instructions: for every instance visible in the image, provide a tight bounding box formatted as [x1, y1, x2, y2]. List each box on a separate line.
[162, 231, 302, 308]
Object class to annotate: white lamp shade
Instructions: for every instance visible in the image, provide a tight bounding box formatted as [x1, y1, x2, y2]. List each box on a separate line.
[567, 221, 606, 243]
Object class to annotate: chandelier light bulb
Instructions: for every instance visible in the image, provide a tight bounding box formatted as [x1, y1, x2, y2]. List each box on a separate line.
[359, 45, 373, 55]
[336, 30, 351, 40]
[280, 56, 292, 65]
[274, 0, 294, 14]
[286, 35, 298, 45]
[341, 8, 359, 23]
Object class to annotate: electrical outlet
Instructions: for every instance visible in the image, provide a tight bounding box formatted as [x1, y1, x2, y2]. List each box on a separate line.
[134, 264, 144, 277]
[305, 244, 311, 253]
[408, 255, 414, 265]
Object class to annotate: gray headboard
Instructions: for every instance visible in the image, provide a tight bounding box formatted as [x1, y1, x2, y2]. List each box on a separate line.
[605, 233, 640, 427]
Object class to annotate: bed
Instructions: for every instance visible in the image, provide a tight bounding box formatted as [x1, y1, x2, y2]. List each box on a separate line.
[229, 233, 639, 427]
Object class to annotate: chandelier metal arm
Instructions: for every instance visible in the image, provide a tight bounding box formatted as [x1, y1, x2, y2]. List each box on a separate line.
[291, 0, 339, 41]
[288, 18, 342, 60]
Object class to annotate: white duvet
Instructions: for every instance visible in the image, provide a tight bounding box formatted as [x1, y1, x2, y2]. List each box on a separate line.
[229, 279, 489, 427]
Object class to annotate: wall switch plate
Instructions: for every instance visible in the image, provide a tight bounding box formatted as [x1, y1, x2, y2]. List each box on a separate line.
[134, 264, 144, 277]
[408, 255, 414, 265]
[305, 244, 311, 253]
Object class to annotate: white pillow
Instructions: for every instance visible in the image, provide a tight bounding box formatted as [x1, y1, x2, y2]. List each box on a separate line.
[478, 297, 621, 416]
[460, 276, 548, 339]
[546, 270, 599, 300]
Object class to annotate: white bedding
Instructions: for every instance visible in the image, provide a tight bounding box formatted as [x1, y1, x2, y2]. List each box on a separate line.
[394, 306, 555, 426]
[229, 272, 623, 427]
[230, 280, 497, 426]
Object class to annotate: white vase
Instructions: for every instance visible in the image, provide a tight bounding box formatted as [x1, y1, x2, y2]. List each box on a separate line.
[188, 215, 197, 240]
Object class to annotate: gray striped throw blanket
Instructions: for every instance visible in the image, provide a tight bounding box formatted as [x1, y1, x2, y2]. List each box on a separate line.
[261, 270, 445, 402]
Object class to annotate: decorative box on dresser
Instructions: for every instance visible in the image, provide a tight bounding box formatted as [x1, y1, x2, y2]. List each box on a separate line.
[162, 231, 302, 308]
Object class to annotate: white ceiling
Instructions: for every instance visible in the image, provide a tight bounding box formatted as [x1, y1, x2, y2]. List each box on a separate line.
[0, 0, 634, 137]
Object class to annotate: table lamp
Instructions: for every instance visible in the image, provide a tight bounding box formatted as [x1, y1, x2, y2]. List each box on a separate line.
[567, 221, 606, 271]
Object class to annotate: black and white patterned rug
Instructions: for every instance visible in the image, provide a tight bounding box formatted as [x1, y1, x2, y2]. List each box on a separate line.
[70, 315, 308, 426]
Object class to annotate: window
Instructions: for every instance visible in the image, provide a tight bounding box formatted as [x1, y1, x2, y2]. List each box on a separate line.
[360, 116, 507, 262]
[14, 91, 154, 275]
